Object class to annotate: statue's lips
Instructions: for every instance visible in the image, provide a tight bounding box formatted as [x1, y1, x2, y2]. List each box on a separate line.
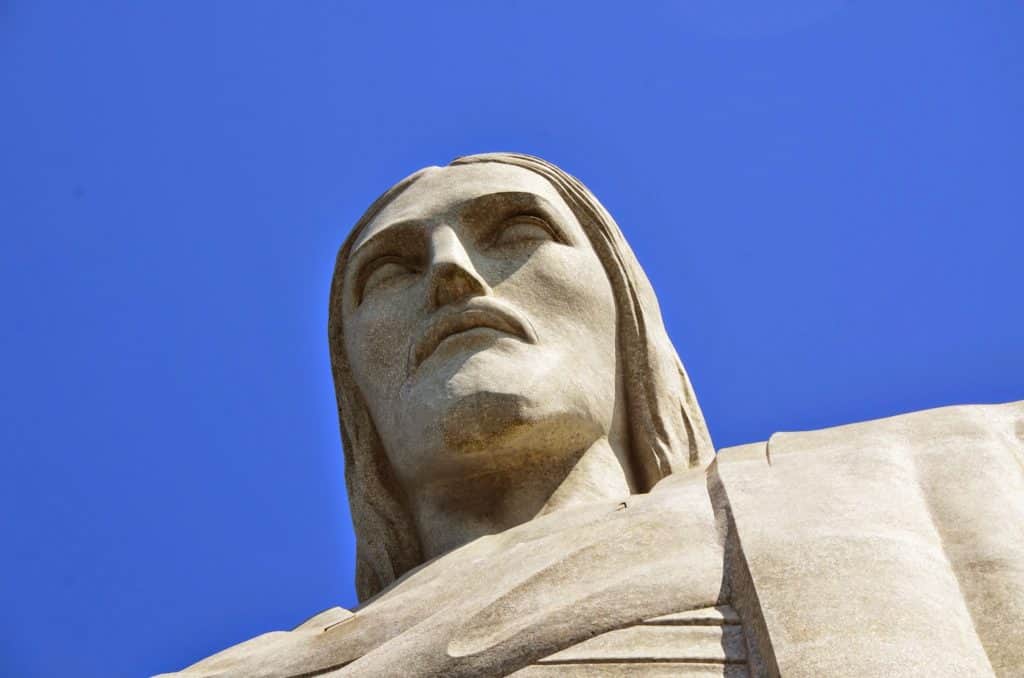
[410, 302, 536, 372]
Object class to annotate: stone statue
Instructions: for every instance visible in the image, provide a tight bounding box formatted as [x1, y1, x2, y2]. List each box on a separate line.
[159, 154, 1024, 677]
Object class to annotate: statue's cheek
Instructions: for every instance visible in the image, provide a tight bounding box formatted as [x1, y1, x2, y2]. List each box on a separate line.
[511, 245, 616, 326]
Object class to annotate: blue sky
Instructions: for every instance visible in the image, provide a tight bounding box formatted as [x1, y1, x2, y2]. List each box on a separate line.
[2, 2, 1021, 676]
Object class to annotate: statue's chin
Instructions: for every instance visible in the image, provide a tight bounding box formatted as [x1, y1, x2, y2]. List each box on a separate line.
[392, 341, 600, 479]
[418, 389, 596, 486]
[438, 389, 534, 451]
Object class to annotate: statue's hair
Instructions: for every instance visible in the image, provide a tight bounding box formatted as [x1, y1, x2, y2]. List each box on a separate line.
[328, 153, 714, 602]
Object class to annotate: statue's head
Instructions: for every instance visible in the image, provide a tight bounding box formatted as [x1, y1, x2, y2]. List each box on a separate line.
[329, 153, 712, 601]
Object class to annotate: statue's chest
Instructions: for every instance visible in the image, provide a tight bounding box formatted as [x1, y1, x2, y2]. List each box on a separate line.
[335, 478, 734, 676]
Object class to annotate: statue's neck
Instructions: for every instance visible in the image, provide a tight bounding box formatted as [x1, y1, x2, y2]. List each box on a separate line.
[409, 436, 635, 562]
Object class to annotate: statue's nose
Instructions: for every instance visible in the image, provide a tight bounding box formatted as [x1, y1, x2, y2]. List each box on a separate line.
[426, 226, 490, 309]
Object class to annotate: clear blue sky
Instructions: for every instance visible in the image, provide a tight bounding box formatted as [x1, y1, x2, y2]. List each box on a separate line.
[2, 2, 1021, 676]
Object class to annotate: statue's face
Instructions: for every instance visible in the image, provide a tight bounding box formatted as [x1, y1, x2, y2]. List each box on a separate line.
[341, 163, 620, 488]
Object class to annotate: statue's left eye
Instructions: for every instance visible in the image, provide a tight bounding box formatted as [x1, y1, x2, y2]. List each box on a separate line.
[492, 216, 554, 247]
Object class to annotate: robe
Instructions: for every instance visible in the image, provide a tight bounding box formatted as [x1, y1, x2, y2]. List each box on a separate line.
[157, 400, 1024, 677]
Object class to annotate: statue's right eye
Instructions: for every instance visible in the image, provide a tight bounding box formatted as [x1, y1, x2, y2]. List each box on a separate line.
[490, 215, 556, 249]
[360, 259, 415, 301]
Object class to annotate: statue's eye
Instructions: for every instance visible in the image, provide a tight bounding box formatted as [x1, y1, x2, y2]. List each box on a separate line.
[361, 259, 415, 300]
[491, 215, 555, 247]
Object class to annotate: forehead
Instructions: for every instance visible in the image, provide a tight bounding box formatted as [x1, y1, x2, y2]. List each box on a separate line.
[353, 163, 572, 250]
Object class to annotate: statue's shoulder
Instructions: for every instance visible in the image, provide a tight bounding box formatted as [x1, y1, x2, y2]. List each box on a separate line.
[715, 399, 1024, 468]
[710, 399, 1024, 677]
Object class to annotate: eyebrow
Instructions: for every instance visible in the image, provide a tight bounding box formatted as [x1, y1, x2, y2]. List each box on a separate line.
[350, 219, 420, 263]
[350, 190, 566, 260]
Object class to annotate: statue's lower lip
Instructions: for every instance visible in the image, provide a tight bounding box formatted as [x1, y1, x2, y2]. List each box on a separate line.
[430, 326, 514, 357]
[414, 323, 522, 369]
[409, 307, 536, 374]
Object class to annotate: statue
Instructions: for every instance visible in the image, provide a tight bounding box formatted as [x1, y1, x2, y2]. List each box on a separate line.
[159, 154, 1024, 677]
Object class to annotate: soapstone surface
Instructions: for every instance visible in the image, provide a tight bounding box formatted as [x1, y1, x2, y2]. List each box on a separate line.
[159, 154, 1024, 677]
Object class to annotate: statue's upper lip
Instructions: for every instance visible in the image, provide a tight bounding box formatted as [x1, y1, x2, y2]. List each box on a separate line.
[410, 300, 536, 373]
